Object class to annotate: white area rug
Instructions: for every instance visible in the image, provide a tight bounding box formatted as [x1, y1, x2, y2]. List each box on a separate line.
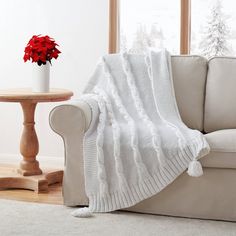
[1, 199, 236, 236]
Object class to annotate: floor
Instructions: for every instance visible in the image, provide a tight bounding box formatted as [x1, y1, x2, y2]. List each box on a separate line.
[2, 199, 236, 236]
[1, 163, 236, 236]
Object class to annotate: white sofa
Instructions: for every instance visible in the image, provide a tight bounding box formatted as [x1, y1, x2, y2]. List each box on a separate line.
[49, 56, 236, 221]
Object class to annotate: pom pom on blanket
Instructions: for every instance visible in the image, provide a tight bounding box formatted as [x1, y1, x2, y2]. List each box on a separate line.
[187, 159, 203, 177]
[71, 207, 93, 218]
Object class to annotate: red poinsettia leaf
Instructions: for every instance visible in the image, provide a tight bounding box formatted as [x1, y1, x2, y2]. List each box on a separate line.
[32, 54, 39, 62]
[51, 52, 58, 59]
[23, 54, 30, 62]
[23, 35, 61, 64]
[55, 48, 61, 54]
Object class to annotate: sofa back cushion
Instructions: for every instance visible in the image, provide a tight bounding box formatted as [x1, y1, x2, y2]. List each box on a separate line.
[171, 56, 208, 131]
[204, 57, 236, 132]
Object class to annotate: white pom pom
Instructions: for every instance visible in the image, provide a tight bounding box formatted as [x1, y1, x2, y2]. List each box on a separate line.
[71, 207, 93, 218]
[187, 159, 203, 177]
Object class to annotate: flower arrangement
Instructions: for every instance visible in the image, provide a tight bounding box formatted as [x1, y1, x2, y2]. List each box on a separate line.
[23, 35, 61, 66]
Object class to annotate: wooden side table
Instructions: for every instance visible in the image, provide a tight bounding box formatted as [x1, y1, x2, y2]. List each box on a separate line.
[0, 88, 73, 193]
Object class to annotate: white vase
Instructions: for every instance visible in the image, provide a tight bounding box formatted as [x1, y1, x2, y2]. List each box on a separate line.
[32, 62, 50, 93]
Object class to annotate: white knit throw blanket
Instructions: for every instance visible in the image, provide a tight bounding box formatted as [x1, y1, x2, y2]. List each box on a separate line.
[78, 50, 210, 214]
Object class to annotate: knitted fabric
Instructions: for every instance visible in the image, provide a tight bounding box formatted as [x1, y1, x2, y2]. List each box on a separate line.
[81, 49, 210, 212]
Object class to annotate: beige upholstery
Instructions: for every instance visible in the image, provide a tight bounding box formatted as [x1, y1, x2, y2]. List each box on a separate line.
[127, 168, 236, 221]
[201, 129, 236, 168]
[49, 55, 236, 221]
[49, 102, 90, 206]
[204, 57, 236, 132]
[171, 56, 207, 131]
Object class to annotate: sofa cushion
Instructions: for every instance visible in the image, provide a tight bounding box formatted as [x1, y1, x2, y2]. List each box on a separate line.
[200, 129, 236, 168]
[204, 57, 236, 132]
[171, 56, 207, 131]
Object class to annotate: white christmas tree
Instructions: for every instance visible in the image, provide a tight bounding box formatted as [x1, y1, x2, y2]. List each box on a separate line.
[200, 0, 230, 59]
[129, 23, 165, 54]
[129, 24, 150, 53]
[120, 30, 128, 52]
[149, 24, 164, 49]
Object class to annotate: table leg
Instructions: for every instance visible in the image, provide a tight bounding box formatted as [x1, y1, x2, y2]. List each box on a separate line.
[17, 102, 42, 176]
[0, 101, 63, 193]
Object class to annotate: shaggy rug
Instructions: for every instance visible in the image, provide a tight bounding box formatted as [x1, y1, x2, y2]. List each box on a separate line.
[1, 199, 236, 236]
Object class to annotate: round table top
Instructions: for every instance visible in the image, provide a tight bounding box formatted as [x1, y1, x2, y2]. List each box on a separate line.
[0, 88, 73, 103]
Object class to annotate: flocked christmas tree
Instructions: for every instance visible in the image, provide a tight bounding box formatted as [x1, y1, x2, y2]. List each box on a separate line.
[200, 0, 230, 59]
[149, 24, 164, 49]
[129, 24, 164, 54]
[120, 30, 128, 52]
[129, 24, 150, 53]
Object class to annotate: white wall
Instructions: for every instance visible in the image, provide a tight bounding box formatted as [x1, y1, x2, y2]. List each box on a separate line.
[0, 0, 109, 162]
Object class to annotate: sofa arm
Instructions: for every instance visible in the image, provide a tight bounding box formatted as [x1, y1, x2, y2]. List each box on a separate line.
[49, 100, 92, 135]
[49, 100, 93, 206]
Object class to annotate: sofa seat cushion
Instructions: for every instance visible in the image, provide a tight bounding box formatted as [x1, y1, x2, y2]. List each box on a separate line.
[200, 129, 236, 168]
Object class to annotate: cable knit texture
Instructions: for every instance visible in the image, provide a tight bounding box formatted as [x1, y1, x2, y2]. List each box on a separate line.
[81, 49, 210, 213]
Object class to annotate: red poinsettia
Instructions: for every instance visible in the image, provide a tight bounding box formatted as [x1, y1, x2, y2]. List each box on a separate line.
[23, 35, 61, 66]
